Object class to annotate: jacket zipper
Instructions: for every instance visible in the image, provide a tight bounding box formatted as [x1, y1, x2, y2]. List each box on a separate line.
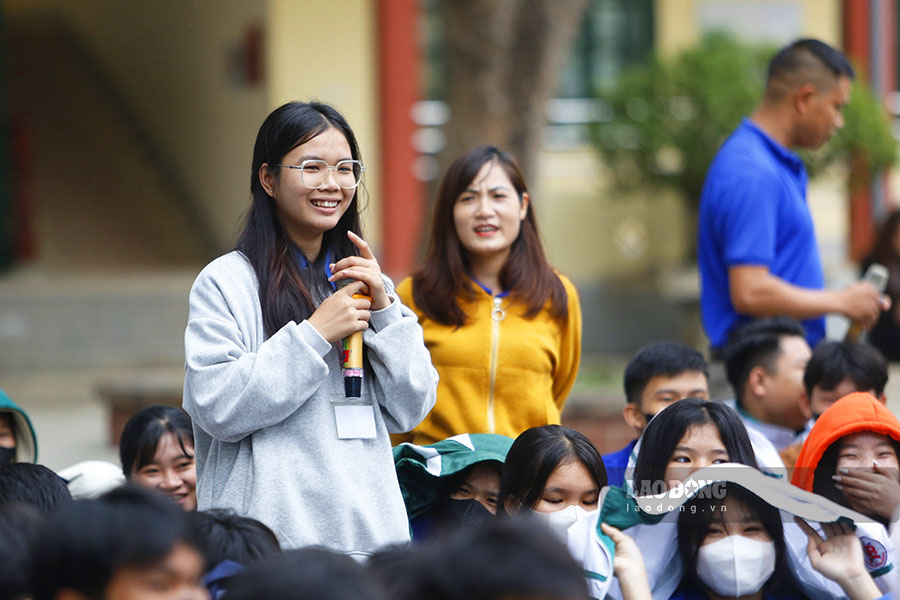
[488, 296, 505, 433]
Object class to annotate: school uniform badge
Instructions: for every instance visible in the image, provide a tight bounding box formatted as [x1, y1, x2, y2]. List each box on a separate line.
[860, 536, 888, 570]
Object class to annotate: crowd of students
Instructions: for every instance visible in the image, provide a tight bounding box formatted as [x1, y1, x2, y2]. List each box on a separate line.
[1, 322, 898, 599]
[3, 36, 900, 600]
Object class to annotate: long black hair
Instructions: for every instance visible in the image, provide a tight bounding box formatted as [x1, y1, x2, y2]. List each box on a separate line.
[238, 101, 365, 338]
[411, 145, 568, 327]
[632, 398, 757, 494]
[498, 425, 606, 514]
[119, 405, 194, 478]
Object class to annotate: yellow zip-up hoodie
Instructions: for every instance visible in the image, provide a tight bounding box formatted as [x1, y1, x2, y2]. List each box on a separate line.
[394, 274, 582, 445]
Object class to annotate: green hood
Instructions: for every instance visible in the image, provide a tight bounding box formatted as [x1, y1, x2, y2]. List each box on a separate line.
[0, 389, 37, 463]
[393, 433, 513, 519]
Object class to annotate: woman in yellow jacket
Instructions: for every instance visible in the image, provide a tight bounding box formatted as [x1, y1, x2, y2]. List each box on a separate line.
[396, 145, 582, 445]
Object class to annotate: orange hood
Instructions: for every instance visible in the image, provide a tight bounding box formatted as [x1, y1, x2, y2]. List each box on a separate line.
[790, 392, 900, 492]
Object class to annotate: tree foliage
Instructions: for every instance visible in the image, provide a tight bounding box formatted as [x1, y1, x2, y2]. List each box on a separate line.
[591, 32, 898, 209]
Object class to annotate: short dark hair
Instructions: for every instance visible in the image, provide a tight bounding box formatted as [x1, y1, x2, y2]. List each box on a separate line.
[0, 502, 42, 600]
[498, 425, 606, 514]
[119, 405, 194, 477]
[225, 547, 388, 600]
[189, 508, 281, 568]
[766, 38, 855, 93]
[29, 485, 204, 600]
[0, 463, 72, 514]
[679, 485, 792, 595]
[803, 340, 888, 398]
[632, 398, 757, 494]
[371, 518, 589, 600]
[623, 341, 709, 405]
[723, 317, 806, 404]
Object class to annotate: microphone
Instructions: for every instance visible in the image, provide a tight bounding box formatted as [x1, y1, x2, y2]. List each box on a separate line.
[845, 263, 889, 341]
[337, 279, 365, 397]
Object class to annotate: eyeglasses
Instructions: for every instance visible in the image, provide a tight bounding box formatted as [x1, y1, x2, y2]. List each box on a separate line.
[272, 159, 366, 190]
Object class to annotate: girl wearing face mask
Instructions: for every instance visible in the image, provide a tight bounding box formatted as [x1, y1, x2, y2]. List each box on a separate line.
[393, 432, 513, 542]
[394, 146, 582, 446]
[591, 399, 759, 600]
[0, 389, 37, 466]
[498, 425, 606, 523]
[632, 397, 759, 495]
[500, 425, 652, 600]
[676, 484, 887, 600]
[119, 405, 197, 511]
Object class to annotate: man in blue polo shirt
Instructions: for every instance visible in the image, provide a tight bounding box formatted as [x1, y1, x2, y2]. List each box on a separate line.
[699, 38, 887, 356]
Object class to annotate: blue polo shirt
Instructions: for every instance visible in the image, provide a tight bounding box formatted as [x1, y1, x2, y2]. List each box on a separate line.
[698, 118, 824, 349]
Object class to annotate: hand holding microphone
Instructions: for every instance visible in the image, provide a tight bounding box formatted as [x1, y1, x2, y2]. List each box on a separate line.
[308, 231, 388, 343]
[328, 232, 390, 310]
[844, 263, 890, 341]
[322, 232, 388, 398]
[307, 280, 371, 344]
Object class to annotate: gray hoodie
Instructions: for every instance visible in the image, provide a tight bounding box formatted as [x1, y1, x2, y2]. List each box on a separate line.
[183, 252, 437, 557]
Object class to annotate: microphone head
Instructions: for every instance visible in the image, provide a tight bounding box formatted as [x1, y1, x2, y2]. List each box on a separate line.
[863, 263, 889, 294]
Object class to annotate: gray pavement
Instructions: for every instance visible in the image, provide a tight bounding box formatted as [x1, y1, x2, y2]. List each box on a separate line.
[2, 267, 899, 473]
[2, 366, 185, 471]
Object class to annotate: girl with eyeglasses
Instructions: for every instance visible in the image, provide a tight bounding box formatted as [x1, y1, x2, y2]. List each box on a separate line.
[394, 145, 582, 446]
[183, 101, 437, 556]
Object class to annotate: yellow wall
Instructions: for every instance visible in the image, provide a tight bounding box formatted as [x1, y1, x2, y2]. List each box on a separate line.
[37, 1, 270, 251]
[534, 150, 691, 282]
[7, 0, 383, 253]
[655, 0, 841, 56]
[267, 0, 382, 251]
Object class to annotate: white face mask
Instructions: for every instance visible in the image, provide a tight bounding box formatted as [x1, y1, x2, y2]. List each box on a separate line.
[532, 504, 593, 543]
[696, 535, 776, 597]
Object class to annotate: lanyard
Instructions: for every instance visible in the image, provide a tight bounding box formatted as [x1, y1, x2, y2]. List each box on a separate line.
[295, 247, 336, 291]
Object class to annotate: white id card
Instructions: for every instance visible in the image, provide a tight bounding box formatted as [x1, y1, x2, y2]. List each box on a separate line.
[331, 395, 377, 439]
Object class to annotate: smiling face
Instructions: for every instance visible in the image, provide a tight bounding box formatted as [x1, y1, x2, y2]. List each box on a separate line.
[259, 126, 356, 255]
[131, 433, 197, 512]
[664, 423, 730, 489]
[452, 160, 528, 268]
[532, 460, 600, 514]
[836, 431, 900, 471]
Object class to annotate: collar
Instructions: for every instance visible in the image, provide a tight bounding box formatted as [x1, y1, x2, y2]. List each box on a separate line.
[732, 400, 807, 451]
[295, 246, 335, 291]
[467, 274, 510, 299]
[741, 117, 805, 175]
